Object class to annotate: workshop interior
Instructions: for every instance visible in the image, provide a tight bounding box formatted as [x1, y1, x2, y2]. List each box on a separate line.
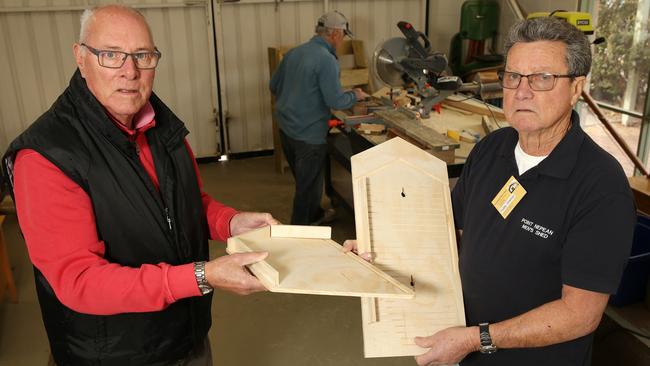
[0, 0, 649, 365]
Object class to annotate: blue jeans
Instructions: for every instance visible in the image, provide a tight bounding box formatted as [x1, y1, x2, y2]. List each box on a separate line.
[280, 130, 327, 225]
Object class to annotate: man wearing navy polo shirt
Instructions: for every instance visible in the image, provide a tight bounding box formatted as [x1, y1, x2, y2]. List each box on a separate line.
[414, 17, 636, 366]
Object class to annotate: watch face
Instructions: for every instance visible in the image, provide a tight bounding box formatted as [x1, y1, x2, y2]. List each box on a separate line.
[199, 285, 214, 295]
[480, 344, 498, 354]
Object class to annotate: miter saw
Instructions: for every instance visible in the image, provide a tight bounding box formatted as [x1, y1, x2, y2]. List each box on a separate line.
[373, 21, 500, 118]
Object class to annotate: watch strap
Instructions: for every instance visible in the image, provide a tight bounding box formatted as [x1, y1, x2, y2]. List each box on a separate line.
[478, 322, 497, 354]
[194, 261, 213, 295]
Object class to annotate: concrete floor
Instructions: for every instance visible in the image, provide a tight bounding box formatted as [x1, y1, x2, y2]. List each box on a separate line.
[0, 155, 415, 366]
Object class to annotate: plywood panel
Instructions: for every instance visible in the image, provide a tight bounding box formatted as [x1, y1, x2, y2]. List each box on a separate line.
[351, 137, 465, 358]
[226, 225, 414, 299]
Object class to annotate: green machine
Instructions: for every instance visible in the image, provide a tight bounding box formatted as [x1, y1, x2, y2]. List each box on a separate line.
[449, 0, 504, 79]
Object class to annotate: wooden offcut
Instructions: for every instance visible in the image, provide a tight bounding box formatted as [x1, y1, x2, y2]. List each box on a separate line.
[443, 95, 506, 120]
[270, 224, 331, 239]
[340, 69, 369, 89]
[352, 137, 466, 358]
[358, 123, 386, 135]
[336, 40, 369, 88]
[383, 127, 455, 164]
[226, 226, 414, 299]
[481, 114, 500, 134]
[374, 109, 460, 153]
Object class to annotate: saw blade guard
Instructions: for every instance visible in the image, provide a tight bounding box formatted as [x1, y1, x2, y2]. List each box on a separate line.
[372, 37, 411, 87]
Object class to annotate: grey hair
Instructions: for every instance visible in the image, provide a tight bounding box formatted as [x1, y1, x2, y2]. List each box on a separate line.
[503, 17, 591, 76]
[79, 5, 148, 44]
[79, 8, 93, 43]
[315, 25, 338, 37]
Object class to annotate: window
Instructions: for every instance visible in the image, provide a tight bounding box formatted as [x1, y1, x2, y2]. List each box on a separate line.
[578, 0, 650, 175]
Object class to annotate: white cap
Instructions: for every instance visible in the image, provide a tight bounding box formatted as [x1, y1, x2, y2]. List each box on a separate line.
[317, 10, 353, 37]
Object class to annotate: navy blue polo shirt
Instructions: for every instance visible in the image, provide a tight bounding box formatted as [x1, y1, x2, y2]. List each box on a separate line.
[452, 111, 636, 366]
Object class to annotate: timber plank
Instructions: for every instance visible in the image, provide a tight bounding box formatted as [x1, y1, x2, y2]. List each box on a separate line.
[227, 226, 414, 299]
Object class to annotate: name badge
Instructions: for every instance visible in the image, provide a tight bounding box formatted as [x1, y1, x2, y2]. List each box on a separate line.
[491, 176, 526, 219]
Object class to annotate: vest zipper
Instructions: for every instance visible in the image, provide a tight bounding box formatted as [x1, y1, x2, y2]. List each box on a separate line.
[165, 207, 173, 232]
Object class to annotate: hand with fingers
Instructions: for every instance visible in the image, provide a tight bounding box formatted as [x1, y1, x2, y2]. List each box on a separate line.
[204, 251, 269, 295]
[353, 88, 370, 101]
[414, 326, 478, 366]
[342, 239, 374, 262]
[229, 211, 280, 237]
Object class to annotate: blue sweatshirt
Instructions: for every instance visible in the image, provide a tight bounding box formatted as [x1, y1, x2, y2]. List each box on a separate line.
[270, 36, 356, 144]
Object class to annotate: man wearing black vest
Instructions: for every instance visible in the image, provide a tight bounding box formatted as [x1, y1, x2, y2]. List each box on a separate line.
[2, 4, 276, 365]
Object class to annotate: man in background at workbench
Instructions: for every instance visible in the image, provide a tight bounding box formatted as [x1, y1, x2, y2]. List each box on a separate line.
[2, 4, 277, 365]
[270, 10, 369, 225]
[412, 16, 636, 366]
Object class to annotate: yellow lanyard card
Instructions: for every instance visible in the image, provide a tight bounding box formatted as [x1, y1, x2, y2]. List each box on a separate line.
[491, 176, 527, 219]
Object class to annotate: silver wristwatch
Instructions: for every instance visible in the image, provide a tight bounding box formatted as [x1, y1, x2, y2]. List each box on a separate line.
[193, 261, 213, 295]
[479, 322, 497, 354]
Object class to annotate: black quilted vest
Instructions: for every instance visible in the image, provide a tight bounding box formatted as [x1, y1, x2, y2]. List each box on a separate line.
[2, 70, 213, 365]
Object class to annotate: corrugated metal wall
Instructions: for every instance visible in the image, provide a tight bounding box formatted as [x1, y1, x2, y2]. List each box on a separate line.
[427, 0, 462, 53]
[216, 0, 426, 154]
[0, 0, 221, 157]
[0, 0, 581, 157]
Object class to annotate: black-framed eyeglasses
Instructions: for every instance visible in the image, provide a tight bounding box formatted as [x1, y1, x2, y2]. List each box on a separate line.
[497, 71, 575, 91]
[81, 43, 162, 70]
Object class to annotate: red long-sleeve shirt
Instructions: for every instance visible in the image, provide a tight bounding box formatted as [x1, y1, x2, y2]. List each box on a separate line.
[13, 104, 237, 315]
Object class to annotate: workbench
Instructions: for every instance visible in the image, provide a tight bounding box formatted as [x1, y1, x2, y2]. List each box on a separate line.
[629, 176, 650, 216]
[326, 99, 507, 211]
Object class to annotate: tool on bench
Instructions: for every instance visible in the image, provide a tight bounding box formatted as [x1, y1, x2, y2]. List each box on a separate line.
[373, 21, 501, 118]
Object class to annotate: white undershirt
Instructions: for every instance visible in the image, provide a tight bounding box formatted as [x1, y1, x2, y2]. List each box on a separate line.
[514, 142, 548, 175]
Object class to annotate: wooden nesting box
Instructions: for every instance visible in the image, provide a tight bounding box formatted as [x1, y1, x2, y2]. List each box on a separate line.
[351, 137, 466, 358]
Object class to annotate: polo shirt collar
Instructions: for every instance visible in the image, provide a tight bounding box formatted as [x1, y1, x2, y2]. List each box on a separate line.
[498, 110, 585, 179]
[107, 102, 157, 137]
[311, 35, 337, 58]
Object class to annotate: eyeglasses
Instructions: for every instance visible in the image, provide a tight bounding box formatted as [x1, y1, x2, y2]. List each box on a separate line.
[497, 71, 575, 91]
[81, 43, 162, 69]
